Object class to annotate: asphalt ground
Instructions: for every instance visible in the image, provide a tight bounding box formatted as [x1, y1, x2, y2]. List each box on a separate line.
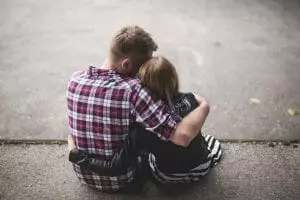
[0, 0, 299, 140]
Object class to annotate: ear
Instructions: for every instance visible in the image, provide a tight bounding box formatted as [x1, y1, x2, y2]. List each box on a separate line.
[121, 58, 131, 71]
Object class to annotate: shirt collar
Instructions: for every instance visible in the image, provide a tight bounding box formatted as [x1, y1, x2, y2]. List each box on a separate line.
[87, 66, 116, 76]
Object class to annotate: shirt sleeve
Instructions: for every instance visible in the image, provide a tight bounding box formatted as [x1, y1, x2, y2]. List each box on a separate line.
[174, 93, 199, 118]
[130, 87, 181, 140]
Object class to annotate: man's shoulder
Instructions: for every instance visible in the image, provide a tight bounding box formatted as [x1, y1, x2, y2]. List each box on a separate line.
[68, 69, 143, 94]
[122, 77, 143, 91]
[67, 70, 87, 87]
[70, 70, 86, 80]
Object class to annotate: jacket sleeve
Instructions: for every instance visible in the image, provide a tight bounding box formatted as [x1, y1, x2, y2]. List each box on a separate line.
[68, 123, 151, 176]
[174, 93, 199, 118]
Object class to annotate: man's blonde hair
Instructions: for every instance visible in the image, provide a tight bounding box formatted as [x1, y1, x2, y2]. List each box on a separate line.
[110, 25, 158, 68]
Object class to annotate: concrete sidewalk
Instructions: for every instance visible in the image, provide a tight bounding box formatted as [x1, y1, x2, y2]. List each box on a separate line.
[0, 143, 299, 200]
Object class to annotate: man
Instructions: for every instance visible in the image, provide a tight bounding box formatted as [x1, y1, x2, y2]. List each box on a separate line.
[67, 25, 208, 192]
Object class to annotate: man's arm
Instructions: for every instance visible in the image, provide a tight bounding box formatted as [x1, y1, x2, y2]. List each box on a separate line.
[131, 87, 209, 147]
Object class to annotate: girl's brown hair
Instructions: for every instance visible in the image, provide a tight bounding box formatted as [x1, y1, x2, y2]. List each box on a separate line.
[138, 56, 179, 107]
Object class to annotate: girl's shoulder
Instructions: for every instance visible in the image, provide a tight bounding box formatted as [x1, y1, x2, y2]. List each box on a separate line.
[174, 92, 199, 117]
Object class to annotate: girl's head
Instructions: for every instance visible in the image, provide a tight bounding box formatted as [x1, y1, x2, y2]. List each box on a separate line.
[138, 56, 179, 107]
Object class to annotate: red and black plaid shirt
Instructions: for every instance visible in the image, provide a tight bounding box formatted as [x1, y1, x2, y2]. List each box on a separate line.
[67, 66, 180, 192]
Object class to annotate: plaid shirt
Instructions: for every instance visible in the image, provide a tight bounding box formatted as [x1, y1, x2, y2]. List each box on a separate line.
[67, 66, 180, 192]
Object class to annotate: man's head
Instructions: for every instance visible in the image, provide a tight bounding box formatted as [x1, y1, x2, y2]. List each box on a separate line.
[109, 25, 158, 76]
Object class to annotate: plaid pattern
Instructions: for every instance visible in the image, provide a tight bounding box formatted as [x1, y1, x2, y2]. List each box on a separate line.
[67, 66, 180, 192]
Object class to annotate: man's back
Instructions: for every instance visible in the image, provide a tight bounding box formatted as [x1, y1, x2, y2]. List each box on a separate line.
[67, 66, 179, 191]
[67, 66, 142, 191]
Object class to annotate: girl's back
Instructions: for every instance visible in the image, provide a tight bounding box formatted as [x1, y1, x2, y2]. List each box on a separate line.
[149, 93, 210, 173]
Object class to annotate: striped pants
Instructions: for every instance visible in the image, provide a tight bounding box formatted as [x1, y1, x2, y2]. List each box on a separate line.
[149, 135, 222, 184]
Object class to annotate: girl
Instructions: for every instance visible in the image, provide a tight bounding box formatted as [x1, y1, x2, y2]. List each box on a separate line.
[68, 56, 221, 183]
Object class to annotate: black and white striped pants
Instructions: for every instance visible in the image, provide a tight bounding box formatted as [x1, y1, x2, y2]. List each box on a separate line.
[149, 135, 222, 183]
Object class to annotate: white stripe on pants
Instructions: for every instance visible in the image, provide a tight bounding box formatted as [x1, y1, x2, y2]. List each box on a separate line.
[149, 135, 222, 183]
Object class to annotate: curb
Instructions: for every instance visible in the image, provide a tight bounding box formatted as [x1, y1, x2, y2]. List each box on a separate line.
[0, 139, 299, 145]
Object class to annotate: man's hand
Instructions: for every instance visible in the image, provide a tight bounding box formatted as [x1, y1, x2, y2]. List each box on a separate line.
[68, 135, 76, 152]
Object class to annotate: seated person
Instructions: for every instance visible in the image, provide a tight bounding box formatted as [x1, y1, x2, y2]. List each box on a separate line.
[68, 56, 222, 183]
